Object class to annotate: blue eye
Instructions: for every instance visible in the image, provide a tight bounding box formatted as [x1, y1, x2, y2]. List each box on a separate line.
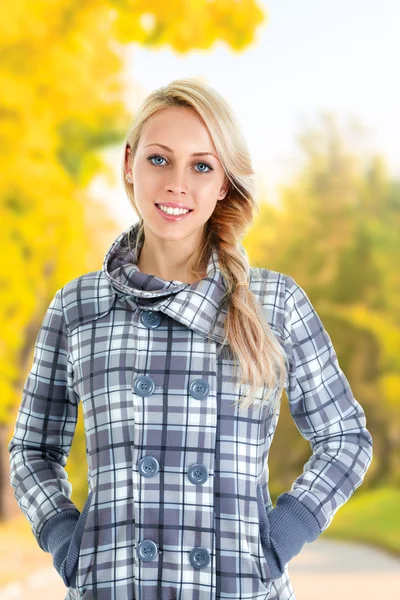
[148, 155, 166, 167]
[195, 162, 213, 173]
[147, 154, 213, 173]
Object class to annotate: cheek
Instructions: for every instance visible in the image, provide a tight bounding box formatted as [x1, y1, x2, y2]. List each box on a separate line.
[132, 174, 159, 203]
[196, 184, 220, 211]
[132, 160, 157, 189]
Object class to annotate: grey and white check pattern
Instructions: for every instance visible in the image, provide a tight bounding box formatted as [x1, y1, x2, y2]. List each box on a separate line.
[9, 221, 373, 600]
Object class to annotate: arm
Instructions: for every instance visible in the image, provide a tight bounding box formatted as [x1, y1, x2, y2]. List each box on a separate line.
[261, 274, 374, 579]
[8, 288, 81, 585]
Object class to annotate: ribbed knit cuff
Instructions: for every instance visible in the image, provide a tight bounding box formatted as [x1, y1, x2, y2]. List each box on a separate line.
[265, 493, 321, 576]
[40, 509, 80, 554]
[41, 491, 94, 589]
[40, 509, 80, 586]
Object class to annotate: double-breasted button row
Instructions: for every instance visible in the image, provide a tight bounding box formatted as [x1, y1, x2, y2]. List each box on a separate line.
[137, 312, 211, 398]
[137, 540, 210, 569]
[133, 375, 210, 400]
[136, 311, 212, 569]
[137, 457, 210, 568]
[139, 312, 210, 397]
[138, 457, 209, 485]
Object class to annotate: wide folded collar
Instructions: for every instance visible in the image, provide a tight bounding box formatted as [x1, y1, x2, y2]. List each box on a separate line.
[101, 221, 242, 345]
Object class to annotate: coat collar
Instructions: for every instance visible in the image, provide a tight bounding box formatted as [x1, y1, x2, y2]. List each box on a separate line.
[102, 221, 240, 345]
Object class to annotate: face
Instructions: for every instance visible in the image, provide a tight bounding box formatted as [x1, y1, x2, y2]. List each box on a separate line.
[124, 106, 229, 242]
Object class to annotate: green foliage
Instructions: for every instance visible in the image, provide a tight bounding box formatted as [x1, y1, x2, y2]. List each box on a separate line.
[320, 487, 400, 556]
[245, 111, 400, 491]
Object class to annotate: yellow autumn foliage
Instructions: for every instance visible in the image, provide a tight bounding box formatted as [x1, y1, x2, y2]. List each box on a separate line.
[1, 0, 268, 520]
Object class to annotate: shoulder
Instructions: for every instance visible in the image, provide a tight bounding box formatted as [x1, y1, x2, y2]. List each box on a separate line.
[249, 268, 305, 304]
[248, 266, 291, 303]
[248, 267, 291, 340]
[249, 266, 288, 288]
[59, 270, 116, 333]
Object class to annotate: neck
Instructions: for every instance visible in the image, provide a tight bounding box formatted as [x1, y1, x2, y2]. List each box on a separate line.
[136, 229, 207, 284]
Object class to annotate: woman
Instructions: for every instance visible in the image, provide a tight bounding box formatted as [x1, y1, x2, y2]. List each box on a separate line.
[8, 78, 373, 600]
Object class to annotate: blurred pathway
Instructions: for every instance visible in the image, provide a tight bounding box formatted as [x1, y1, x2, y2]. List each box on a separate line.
[289, 537, 400, 599]
[0, 566, 66, 599]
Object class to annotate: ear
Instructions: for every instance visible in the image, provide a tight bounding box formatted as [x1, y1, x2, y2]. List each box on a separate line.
[219, 178, 230, 200]
[124, 144, 132, 178]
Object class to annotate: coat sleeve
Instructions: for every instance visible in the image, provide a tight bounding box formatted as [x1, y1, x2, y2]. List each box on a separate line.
[8, 288, 81, 555]
[261, 274, 374, 579]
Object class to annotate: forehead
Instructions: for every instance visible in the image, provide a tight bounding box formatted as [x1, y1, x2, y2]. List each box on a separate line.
[139, 107, 215, 149]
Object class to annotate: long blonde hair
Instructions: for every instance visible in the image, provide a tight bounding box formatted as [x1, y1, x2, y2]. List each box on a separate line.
[122, 78, 289, 417]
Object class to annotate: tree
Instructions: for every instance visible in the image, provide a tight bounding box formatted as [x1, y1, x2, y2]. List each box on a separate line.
[1, 0, 267, 518]
[245, 111, 400, 492]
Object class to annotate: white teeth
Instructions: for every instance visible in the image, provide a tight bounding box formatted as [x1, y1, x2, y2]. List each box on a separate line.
[157, 204, 190, 215]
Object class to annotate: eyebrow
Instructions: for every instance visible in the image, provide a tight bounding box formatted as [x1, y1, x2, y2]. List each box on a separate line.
[144, 143, 218, 160]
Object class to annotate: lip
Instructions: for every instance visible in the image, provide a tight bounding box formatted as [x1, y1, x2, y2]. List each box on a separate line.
[155, 203, 193, 221]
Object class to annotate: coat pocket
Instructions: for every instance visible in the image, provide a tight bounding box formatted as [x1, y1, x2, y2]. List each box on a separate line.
[62, 490, 94, 590]
[256, 482, 273, 584]
[256, 483, 285, 583]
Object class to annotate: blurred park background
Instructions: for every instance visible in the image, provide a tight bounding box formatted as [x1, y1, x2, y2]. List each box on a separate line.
[1, 0, 399, 598]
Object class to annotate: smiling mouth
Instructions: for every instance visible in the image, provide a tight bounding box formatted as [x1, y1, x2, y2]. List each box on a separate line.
[155, 203, 193, 212]
[154, 203, 194, 222]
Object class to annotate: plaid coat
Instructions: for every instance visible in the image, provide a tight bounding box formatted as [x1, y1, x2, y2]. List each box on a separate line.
[8, 221, 373, 600]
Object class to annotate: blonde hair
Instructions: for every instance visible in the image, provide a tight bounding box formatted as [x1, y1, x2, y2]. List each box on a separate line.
[122, 78, 289, 417]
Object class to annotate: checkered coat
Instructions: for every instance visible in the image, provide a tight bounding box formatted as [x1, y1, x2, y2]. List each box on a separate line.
[8, 221, 373, 600]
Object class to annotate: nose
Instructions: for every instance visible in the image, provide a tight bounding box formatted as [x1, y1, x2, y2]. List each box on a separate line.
[165, 165, 189, 194]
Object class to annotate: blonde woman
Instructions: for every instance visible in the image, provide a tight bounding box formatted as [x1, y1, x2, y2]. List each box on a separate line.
[9, 78, 373, 600]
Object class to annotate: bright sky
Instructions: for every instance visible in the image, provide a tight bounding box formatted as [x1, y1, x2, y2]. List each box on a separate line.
[90, 0, 399, 228]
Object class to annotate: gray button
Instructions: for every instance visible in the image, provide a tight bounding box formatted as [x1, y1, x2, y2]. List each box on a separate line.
[189, 546, 210, 569]
[187, 464, 208, 485]
[141, 310, 163, 328]
[189, 379, 210, 400]
[137, 539, 158, 562]
[139, 456, 160, 478]
[133, 375, 155, 397]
